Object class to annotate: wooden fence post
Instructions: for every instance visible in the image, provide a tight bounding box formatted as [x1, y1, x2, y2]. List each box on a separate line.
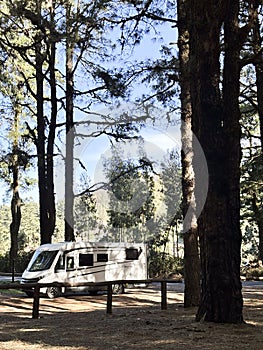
[11, 260, 15, 283]
[32, 285, 40, 319]
[107, 283, 113, 314]
[161, 281, 167, 310]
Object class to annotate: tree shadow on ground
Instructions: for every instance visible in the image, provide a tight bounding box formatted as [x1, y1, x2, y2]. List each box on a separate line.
[0, 286, 262, 350]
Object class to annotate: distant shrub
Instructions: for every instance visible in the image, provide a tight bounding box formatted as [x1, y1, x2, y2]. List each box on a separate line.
[148, 250, 184, 279]
[245, 267, 263, 280]
[0, 250, 34, 273]
[0, 253, 10, 272]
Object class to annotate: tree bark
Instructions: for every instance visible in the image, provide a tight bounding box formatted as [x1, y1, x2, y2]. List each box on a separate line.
[221, 0, 243, 322]
[253, 13, 263, 261]
[252, 193, 263, 261]
[189, 0, 243, 323]
[35, 0, 56, 244]
[178, 0, 200, 307]
[35, 30, 50, 244]
[64, 2, 75, 242]
[45, 0, 57, 243]
[9, 108, 21, 267]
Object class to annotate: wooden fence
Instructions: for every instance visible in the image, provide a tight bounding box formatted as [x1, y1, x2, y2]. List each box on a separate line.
[0, 279, 181, 319]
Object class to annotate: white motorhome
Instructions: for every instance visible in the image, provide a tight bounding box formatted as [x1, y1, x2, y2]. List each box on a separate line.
[21, 241, 148, 298]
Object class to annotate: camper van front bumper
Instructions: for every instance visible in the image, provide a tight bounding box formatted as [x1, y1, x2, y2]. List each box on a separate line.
[20, 278, 39, 297]
[21, 278, 42, 284]
[21, 277, 45, 293]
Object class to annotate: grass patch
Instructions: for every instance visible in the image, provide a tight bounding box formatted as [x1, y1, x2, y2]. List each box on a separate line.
[0, 281, 24, 296]
[0, 289, 24, 296]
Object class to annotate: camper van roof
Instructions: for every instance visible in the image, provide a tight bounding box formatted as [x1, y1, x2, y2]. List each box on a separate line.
[37, 241, 144, 251]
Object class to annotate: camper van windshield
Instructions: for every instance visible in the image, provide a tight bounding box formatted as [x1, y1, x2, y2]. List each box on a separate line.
[29, 250, 58, 272]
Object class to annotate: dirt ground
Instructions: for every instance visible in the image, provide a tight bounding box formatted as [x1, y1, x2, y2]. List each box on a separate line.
[0, 283, 262, 350]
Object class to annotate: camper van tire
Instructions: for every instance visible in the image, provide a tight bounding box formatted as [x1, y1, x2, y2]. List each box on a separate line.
[112, 283, 125, 294]
[46, 286, 61, 299]
[25, 291, 34, 298]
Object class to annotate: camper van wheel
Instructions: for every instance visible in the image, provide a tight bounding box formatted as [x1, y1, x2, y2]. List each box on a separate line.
[112, 284, 125, 294]
[46, 286, 61, 299]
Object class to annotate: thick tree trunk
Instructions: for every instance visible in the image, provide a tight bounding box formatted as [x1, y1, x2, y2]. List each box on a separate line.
[221, 0, 243, 322]
[64, 3, 75, 242]
[253, 15, 263, 149]
[45, 2, 58, 244]
[35, 1, 56, 244]
[189, 1, 243, 323]
[36, 43, 55, 244]
[252, 193, 263, 261]
[35, 31, 49, 244]
[253, 14, 263, 261]
[178, 0, 200, 307]
[10, 191, 21, 263]
[9, 118, 21, 267]
[258, 222, 263, 262]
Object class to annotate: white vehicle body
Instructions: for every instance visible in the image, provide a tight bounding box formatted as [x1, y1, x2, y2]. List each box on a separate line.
[21, 241, 148, 298]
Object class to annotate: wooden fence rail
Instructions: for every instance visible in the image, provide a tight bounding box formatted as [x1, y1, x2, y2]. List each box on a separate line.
[0, 279, 181, 319]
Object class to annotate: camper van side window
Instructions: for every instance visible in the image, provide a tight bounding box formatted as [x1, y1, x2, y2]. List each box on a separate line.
[66, 256, 74, 270]
[79, 254, 93, 266]
[97, 254, 108, 262]
[55, 255, 65, 271]
[126, 248, 139, 260]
